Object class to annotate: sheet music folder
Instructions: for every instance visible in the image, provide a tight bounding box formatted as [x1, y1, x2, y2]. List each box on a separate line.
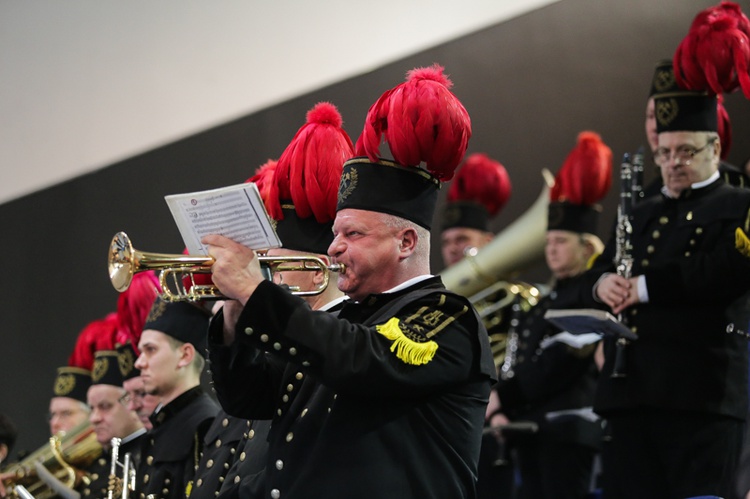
[543, 308, 637, 341]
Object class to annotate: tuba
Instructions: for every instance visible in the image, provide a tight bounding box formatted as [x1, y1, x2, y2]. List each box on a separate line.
[0, 421, 103, 499]
[440, 171, 552, 367]
[108, 231, 344, 301]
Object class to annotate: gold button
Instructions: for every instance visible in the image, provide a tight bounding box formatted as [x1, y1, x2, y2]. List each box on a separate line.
[277, 409, 283, 416]
[289, 347, 297, 355]
[685, 251, 691, 257]
[686, 211, 693, 221]
[282, 395, 289, 402]
[659, 216, 669, 225]
[689, 239, 696, 246]
[244, 327, 253, 335]
[652, 230, 660, 239]
[296, 372, 304, 380]
[273, 342, 282, 350]
[234, 476, 241, 484]
[260, 334, 269, 343]
[647, 245, 655, 254]
[631, 326, 638, 334]
[224, 462, 230, 469]
[219, 475, 225, 482]
[196, 479, 203, 487]
[215, 439, 222, 448]
[91, 473, 99, 480]
[696, 227, 703, 235]
[222, 418, 229, 427]
[276, 459, 284, 470]
[143, 474, 150, 484]
[207, 459, 214, 468]
[287, 384, 294, 392]
[162, 489, 169, 495]
[286, 432, 294, 442]
[641, 259, 649, 267]
[165, 479, 171, 485]
[301, 408, 308, 417]
[248, 429, 255, 438]
[240, 452, 246, 462]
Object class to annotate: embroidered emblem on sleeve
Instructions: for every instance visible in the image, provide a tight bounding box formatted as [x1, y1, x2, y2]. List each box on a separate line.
[375, 294, 469, 366]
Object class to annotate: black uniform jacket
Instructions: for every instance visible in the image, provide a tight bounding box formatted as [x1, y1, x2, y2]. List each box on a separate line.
[188, 410, 258, 499]
[138, 386, 218, 499]
[217, 419, 272, 499]
[208, 276, 496, 499]
[496, 275, 602, 449]
[582, 179, 750, 420]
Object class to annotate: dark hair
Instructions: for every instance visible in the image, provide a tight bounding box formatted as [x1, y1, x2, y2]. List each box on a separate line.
[0, 413, 18, 455]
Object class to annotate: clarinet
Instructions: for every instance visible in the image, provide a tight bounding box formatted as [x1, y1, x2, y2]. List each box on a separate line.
[610, 151, 641, 378]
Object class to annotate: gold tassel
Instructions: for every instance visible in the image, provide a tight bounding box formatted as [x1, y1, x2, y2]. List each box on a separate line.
[736, 227, 750, 258]
[376, 317, 438, 365]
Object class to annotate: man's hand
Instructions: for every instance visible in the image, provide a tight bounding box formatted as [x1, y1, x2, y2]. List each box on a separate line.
[202, 235, 264, 305]
[595, 274, 640, 315]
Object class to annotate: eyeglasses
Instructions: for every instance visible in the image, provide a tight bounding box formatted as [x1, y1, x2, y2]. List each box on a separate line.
[653, 140, 715, 166]
[119, 390, 146, 405]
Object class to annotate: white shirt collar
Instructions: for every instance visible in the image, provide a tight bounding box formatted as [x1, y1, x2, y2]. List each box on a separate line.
[661, 170, 719, 198]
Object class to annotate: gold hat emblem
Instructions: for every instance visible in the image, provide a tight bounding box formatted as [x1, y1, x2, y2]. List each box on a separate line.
[338, 168, 358, 204]
[653, 68, 675, 93]
[54, 373, 75, 396]
[146, 298, 167, 324]
[656, 98, 679, 127]
[92, 357, 109, 383]
[118, 348, 135, 377]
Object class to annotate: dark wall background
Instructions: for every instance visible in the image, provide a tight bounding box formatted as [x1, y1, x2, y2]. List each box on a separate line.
[3, 0, 749, 457]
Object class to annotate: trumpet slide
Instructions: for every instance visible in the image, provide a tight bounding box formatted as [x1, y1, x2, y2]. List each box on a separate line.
[108, 231, 344, 301]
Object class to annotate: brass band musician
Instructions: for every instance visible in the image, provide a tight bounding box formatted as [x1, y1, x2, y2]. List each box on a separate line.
[493, 131, 611, 498]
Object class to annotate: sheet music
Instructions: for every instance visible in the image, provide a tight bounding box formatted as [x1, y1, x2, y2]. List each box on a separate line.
[165, 182, 281, 255]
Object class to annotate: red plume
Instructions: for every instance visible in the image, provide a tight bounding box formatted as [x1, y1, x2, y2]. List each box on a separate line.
[68, 312, 119, 370]
[447, 153, 511, 216]
[247, 158, 279, 215]
[673, 1, 750, 98]
[268, 102, 353, 222]
[716, 94, 732, 159]
[355, 64, 472, 181]
[115, 271, 160, 354]
[550, 131, 613, 205]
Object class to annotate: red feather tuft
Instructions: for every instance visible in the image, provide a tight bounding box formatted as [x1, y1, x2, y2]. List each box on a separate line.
[550, 131, 613, 206]
[68, 313, 119, 370]
[248, 159, 279, 217]
[716, 94, 732, 158]
[673, 1, 750, 98]
[272, 102, 354, 223]
[354, 63, 471, 181]
[115, 271, 160, 354]
[447, 153, 511, 216]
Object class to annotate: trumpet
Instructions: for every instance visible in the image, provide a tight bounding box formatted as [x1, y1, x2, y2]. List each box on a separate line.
[107, 438, 135, 499]
[108, 231, 345, 301]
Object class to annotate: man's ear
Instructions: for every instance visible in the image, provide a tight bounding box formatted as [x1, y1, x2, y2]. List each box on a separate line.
[0, 443, 8, 463]
[177, 342, 196, 368]
[398, 228, 418, 256]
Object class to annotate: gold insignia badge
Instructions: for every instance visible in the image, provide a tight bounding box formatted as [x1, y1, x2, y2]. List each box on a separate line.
[92, 357, 108, 383]
[338, 168, 358, 204]
[54, 373, 75, 396]
[656, 98, 679, 127]
[653, 68, 675, 93]
[146, 298, 167, 323]
[118, 349, 135, 377]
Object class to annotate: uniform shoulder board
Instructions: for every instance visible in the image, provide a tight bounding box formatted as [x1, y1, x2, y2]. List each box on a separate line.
[375, 293, 469, 366]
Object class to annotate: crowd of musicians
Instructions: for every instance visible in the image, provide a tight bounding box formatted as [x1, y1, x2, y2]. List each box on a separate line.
[3, 2, 750, 498]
